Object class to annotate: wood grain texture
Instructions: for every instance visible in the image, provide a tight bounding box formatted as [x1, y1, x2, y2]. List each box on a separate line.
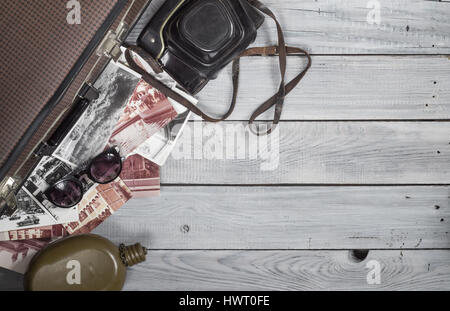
[123, 250, 450, 291]
[195, 56, 450, 121]
[253, 0, 450, 54]
[93, 186, 450, 250]
[3, 250, 450, 291]
[128, 0, 450, 54]
[160, 121, 450, 184]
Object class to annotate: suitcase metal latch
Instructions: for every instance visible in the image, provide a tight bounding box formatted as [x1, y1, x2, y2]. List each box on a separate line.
[96, 21, 129, 61]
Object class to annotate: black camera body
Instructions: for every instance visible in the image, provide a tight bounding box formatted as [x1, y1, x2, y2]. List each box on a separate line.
[138, 0, 264, 94]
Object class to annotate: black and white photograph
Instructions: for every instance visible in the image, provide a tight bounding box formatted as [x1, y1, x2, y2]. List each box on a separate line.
[54, 60, 141, 166]
[135, 110, 191, 166]
[0, 190, 45, 231]
[0, 156, 79, 232]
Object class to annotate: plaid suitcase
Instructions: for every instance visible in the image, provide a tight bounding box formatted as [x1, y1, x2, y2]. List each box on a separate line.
[0, 0, 151, 216]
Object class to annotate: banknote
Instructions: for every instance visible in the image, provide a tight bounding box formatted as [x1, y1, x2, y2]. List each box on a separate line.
[0, 238, 55, 273]
[108, 79, 178, 156]
[120, 154, 160, 198]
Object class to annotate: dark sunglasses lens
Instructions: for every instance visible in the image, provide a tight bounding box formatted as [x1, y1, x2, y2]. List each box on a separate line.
[46, 180, 82, 208]
[90, 150, 122, 183]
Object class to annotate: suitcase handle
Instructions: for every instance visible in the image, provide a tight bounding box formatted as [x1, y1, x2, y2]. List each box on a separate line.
[33, 84, 99, 157]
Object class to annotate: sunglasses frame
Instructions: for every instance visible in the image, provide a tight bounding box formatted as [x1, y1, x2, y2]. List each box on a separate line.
[43, 147, 123, 208]
[86, 147, 123, 185]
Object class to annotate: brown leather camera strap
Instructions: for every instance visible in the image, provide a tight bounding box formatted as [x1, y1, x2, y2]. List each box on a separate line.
[125, 0, 311, 136]
[125, 47, 239, 121]
[241, 46, 311, 135]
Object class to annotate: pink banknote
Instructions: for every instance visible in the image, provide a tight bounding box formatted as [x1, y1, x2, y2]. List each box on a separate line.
[108, 79, 178, 156]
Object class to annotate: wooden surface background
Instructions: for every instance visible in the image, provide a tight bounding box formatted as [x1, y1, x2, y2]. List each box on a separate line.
[1, 0, 450, 290]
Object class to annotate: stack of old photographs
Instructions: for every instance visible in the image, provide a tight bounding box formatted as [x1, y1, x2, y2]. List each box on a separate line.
[119, 48, 196, 165]
[0, 54, 197, 273]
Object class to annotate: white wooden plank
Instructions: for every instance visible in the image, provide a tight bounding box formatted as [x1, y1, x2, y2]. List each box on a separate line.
[160, 122, 450, 184]
[3, 250, 449, 291]
[196, 56, 450, 120]
[123, 250, 450, 290]
[147, 0, 450, 54]
[93, 186, 450, 249]
[253, 0, 450, 54]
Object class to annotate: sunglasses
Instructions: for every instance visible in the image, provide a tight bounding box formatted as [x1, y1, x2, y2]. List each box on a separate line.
[44, 147, 123, 208]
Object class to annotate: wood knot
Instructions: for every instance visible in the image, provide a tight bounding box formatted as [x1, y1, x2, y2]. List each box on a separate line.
[348, 249, 370, 263]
